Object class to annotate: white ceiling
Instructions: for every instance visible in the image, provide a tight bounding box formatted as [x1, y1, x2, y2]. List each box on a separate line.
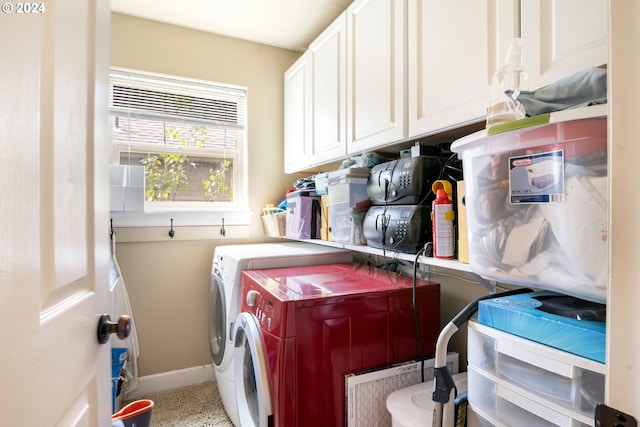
[110, 0, 354, 52]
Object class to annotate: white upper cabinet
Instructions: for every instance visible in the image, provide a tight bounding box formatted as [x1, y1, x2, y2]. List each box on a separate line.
[346, 0, 406, 154]
[284, 53, 311, 174]
[407, 0, 517, 136]
[520, 0, 608, 91]
[309, 13, 348, 165]
[283, 0, 608, 173]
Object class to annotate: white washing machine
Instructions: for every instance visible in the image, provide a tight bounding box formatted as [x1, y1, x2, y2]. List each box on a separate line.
[209, 242, 352, 426]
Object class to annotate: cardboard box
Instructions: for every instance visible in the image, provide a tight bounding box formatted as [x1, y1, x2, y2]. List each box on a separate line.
[456, 180, 469, 263]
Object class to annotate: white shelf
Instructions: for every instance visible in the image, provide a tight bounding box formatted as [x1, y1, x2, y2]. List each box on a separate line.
[290, 238, 474, 273]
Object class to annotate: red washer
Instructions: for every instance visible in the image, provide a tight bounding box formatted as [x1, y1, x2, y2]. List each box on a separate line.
[233, 263, 440, 427]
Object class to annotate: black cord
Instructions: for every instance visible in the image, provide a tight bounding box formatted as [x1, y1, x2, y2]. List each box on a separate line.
[442, 152, 463, 183]
[374, 260, 400, 272]
[412, 246, 426, 382]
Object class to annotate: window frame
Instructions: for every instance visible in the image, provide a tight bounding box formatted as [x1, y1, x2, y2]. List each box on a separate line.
[108, 67, 250, 227]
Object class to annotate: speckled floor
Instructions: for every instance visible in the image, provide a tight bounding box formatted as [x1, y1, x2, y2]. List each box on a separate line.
[132, 381, 234, 427]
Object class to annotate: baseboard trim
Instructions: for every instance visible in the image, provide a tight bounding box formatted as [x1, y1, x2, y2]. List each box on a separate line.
[124, 364, 216, 400]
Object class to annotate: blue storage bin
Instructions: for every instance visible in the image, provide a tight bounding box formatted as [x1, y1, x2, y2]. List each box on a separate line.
[477, 291, 605, 363]
[112, 348, 128, 413]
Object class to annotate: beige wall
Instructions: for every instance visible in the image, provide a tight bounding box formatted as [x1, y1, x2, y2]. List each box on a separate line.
[430, 273, 489, 367]
[111, 12, 307, 235]
[115, 240, 217, 374]
[111, 13, 306, 375]
[111, 13, 479, 378]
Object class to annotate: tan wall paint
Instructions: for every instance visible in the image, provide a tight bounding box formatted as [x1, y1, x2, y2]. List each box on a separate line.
[110, 13, 478, 378]
[115, 240, 216, 374]
[431, 274, 489, 366]
[111, 13, 306, 375]
[111, 12, 307, 235]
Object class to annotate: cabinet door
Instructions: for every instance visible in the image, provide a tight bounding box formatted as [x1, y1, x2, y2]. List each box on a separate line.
[309, 13, 348, 165]
[408, 0, 518, 136]
[346, 0, 406, 154]
[521, 0, 608, 91]
[284, 54, 311, 174]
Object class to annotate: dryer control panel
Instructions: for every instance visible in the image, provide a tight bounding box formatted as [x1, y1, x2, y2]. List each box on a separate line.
[243, 286, 281, 334]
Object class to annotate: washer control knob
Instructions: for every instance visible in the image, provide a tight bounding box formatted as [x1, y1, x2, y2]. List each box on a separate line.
[246, 290, 259, 307]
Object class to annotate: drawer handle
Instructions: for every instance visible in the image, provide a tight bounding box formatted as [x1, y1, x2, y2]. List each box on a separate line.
[497, 340, 576, 378]
[495, 382, 574, 427]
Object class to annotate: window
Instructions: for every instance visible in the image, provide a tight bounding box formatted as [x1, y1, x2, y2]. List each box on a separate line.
[109, 69, 247, 216]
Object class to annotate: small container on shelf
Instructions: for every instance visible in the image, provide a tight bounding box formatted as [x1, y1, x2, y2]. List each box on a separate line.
[261, 204, 287, 237]
[325, 168, 371, 244]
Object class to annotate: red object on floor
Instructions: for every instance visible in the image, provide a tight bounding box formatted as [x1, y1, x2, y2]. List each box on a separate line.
[112, 399, 154, 427]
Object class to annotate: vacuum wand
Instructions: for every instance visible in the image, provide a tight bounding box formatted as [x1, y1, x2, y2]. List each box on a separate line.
[431, 287, 532, 427]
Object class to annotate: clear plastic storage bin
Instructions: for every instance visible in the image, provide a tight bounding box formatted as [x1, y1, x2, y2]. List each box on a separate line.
[466, 405, 495, 427]
[451, 106, 608, 302]
[326, 168, 370, 244]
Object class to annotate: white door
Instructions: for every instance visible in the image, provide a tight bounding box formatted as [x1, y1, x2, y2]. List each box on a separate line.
[234, 312, 273, 427]
[0, 1, 112, 426]
[209, 272, 227, 368]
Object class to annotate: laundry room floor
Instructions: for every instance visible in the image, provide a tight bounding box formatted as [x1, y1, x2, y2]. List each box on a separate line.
[126, 381, 233, 427]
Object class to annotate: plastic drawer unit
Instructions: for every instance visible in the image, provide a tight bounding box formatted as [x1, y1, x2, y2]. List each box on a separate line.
[467, 321, 604, 426]
[466, 406, 495, 427]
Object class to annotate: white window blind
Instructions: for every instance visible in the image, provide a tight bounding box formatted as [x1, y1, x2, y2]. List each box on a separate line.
[108, 68, 247, 214]
[110, 69, 246, 130]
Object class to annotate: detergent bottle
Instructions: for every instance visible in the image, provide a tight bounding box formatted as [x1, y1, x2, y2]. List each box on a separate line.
[486, 38, 529, 129]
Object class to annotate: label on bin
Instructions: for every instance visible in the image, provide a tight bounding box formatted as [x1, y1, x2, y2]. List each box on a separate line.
[509, 150, 564, 204]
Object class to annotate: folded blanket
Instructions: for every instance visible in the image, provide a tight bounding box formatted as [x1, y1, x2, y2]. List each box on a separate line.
[514, 67, 607, 116]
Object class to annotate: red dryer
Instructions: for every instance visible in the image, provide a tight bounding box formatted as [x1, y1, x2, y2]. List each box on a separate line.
[233, 263, 440, 427]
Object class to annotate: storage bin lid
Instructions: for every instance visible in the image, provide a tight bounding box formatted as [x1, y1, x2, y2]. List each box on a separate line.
[386, 372, 467, 427]
[451, 104, 607, 156]
[327, 167, 370, 177]
[327, 167, 370, 182]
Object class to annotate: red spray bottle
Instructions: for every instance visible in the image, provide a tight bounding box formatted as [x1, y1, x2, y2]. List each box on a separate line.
[432, 188, 455, 259]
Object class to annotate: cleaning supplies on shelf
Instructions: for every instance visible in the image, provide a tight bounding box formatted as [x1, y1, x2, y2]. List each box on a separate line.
[432, 182, 455, 259]
[486, 38, 529, 130]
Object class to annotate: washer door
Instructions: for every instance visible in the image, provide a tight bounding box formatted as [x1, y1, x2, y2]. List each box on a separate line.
[234, 312, 272, 427]
[209, 273, 226, 367]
